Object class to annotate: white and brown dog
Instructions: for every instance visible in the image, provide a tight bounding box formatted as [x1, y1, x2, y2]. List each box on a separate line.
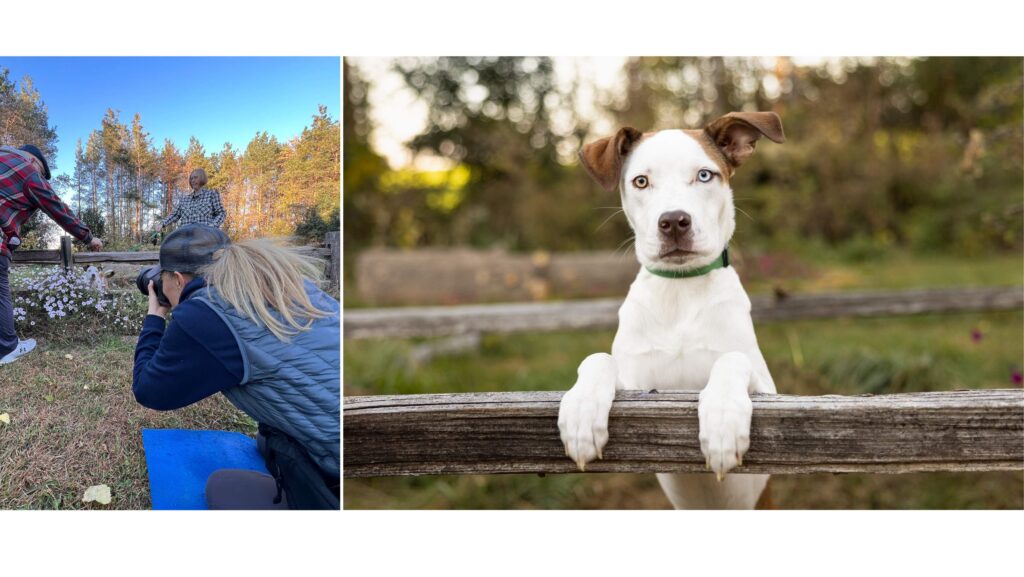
[81, 264, 115, 292]
[558, 111, 785, 509]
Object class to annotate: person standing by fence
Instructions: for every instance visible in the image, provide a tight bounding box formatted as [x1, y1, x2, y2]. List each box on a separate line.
[160, 168, 226, 230]
[0, 144, 103, 365]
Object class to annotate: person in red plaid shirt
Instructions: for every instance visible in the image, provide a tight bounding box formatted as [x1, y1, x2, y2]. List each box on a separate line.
[0, 144, 103, 365]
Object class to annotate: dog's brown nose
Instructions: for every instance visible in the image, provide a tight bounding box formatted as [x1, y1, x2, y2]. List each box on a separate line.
[658, 210, 692, 236]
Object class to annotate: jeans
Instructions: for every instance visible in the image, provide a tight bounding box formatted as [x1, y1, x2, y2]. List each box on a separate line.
[0, 255, 18, 358]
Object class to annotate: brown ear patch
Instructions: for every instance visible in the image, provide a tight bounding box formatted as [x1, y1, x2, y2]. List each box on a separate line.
[704, 111, 785, 169]
[579, 127, 644, 192]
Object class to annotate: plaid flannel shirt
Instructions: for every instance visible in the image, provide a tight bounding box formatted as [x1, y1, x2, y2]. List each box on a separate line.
[0, 149, 93, 259]
[161, 188, 226, 229]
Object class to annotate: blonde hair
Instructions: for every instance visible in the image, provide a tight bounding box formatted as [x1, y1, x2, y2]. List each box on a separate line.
[200, 239, 333, 341]
[190, 168, 209, 188]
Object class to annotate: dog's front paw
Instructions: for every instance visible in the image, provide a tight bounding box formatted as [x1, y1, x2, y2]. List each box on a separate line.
[558, 353, 617, 471]
[697, 382, 753, 481]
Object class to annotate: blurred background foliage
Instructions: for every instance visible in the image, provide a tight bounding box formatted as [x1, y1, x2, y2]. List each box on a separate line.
[345, 57, 1022, 257]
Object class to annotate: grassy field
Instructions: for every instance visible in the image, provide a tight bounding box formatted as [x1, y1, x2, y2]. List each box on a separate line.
[0, 336, 255, 510]
[344, 252, 1024, 509]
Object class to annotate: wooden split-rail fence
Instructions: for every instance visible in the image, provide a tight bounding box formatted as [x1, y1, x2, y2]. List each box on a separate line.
[345, 284, 1024, 478]
[345, 389, 1024, 478]
[345, 285, 1024, 339]
[11, 231, 341, 295]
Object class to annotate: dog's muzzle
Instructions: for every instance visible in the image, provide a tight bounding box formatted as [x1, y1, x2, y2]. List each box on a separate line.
[657, 210, 695, 258]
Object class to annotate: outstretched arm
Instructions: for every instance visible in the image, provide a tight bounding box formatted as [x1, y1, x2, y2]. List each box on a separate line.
[24, 174, 92, 244]
[160, 205, 180, 228]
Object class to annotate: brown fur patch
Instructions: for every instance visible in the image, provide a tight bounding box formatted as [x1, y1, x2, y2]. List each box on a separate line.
[755, 478, 774, 510]
[578, 127, 644, 192]
[704, 111, 786, 169]
[581, 111, 783, 190]
[684, 129, 734, 181]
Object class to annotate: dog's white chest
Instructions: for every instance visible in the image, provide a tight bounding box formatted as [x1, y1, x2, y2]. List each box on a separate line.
[611, 269, 750, 392]
[613, 312, 719, 391]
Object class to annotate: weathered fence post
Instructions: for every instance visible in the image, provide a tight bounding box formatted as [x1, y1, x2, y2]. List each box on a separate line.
[325, 231, 340, 298]
[59, 236, 73, 273]
[344, 389, 1024, 478]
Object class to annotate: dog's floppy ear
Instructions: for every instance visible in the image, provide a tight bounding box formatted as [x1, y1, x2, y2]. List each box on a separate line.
[705, 111, 785, 169]
[579, 127, 644, 192]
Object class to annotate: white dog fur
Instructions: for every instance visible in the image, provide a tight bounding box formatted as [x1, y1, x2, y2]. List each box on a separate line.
[81, 265, 114, 292]
[558, 111, 785, 509]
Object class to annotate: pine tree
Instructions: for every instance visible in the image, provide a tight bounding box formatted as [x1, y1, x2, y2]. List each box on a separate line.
[128, 114, 156, 238]
[157, 139, 183, 220]
[242, 132, 282, 235]
[0, 69, 59, 153]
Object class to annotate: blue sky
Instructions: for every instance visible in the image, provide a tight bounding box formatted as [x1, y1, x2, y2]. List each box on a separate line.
[0, 57, 340, 179]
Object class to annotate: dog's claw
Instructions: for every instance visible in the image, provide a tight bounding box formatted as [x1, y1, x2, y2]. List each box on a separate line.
[736, 454, 742, 467]
[716, 471, 725, 482]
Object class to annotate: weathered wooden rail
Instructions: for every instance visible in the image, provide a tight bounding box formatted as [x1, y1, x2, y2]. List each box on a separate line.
[344, 389, 1024, 478]
[10, 231, 341, 295]
[344, 286, 1024, 339]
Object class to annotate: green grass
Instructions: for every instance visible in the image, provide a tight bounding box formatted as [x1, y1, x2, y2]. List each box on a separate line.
[740, 248, 1023, 295]
[0, 336, 255, 510]
[344, 309, 1024, 509]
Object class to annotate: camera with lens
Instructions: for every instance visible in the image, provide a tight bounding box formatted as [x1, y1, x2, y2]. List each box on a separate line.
[136, 265, 170, 307]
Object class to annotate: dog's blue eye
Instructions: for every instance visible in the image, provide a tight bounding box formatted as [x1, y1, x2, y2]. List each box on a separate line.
[697, 169, 714, 183]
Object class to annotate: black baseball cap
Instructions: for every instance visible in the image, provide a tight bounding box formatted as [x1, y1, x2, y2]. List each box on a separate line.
[159, 224, 230, 274]
[19, 145, 51, 180]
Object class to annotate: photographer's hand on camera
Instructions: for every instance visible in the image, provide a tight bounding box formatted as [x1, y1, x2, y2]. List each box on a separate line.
[147, 280, 171, 319]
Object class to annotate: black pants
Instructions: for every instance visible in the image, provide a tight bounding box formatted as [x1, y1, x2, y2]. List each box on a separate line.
[0, 255, 18, 358]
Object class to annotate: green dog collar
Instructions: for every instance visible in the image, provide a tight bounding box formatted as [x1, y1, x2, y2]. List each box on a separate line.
[645, 248, 730, 279]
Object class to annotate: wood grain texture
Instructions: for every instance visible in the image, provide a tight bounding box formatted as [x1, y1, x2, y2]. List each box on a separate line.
[344, 389, 1024, 478]
[345, 286, 1024, 339]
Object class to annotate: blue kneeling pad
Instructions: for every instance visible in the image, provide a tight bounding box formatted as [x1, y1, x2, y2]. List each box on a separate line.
[142, 428, 270, 510]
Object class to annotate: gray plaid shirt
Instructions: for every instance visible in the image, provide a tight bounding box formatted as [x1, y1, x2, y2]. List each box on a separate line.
[161, 188, 226, 229]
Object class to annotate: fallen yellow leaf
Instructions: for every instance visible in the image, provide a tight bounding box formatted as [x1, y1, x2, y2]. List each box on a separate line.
[83, 484, 112, 505]
[0, 413, 10, 425]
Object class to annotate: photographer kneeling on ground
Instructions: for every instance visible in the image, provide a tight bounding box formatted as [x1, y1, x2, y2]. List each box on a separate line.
[1, 144, 103, 365]
[133, 224, 340, 509]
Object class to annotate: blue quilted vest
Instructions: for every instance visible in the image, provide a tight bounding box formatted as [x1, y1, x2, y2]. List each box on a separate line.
[191, 280, 340, 476]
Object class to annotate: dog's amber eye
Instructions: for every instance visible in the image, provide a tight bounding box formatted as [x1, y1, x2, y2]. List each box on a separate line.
[697, 169, 714, 183]
[632, 175, 649, 189]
